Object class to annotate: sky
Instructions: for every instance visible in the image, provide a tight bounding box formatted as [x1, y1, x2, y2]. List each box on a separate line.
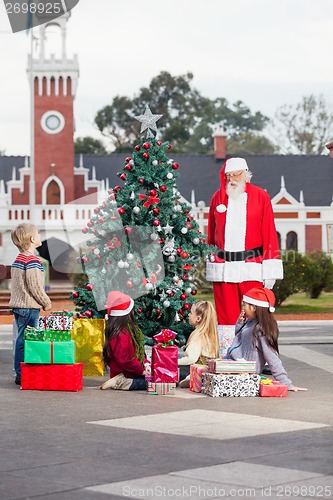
[0, 0, 332, 156]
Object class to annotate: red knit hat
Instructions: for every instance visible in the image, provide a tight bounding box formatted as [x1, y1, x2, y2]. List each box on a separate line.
[243, 287, 276, 313]
[105, 291, 134, 316]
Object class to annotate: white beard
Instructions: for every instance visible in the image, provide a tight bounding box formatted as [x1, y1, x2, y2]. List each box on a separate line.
[226, 179, 246, 199]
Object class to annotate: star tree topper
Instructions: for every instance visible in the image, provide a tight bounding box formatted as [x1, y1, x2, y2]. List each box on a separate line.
[135, 105, 162, 137]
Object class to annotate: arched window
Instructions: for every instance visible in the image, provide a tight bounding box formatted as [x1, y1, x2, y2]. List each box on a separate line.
[286, 231, 298, 251]
[46, 179, 61, 205]
[277, 232, 281, 250]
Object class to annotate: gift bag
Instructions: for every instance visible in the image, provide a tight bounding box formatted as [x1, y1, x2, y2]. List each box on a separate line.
[218, 325, 235, 356]
[71, 318, 105, 376]
[151, 329, 178, 383]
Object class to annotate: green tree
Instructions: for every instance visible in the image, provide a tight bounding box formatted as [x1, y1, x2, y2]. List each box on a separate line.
[272, 94, 333, 154]
[273, 251, 308, 306]
[95, 71, 270, 154]
[303, 251, 333, 298]
[227, 131, 276, 155]
[74, 136, 107, 155]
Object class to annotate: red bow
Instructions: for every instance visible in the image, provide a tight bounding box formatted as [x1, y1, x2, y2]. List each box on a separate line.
[139, 194, 160, 208]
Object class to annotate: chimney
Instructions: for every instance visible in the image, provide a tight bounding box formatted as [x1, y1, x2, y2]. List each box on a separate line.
[326, 141, 333, 158]
[213, 130, 227, 159]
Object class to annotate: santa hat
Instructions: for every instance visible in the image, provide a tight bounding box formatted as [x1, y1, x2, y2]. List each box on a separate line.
[243, 287, 276, 313]
[105, 291, 134, 316]
[224, 157, 249, 174]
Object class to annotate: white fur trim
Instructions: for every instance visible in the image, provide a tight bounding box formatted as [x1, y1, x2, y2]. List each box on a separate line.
[216, 204, 227, 213]
[109, 298, 134, 316]
[225, 157, 248, 173]
[206, 261, 263, 283]
[243, 295, 270, 308]
[262, 259, 284, 280]
[224, 193, 247, 251]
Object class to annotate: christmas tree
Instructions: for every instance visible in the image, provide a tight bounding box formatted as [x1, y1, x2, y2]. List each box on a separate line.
[70, 106, 208, 343]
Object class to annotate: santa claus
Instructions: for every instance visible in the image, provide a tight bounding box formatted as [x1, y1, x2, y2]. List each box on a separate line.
[207, 157, 283, 326]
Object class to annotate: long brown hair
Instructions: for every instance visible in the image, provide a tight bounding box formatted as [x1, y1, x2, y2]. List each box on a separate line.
[253, 306, 279, 353]
[187, 300, 219, 358]
[103, 310, 144, 365]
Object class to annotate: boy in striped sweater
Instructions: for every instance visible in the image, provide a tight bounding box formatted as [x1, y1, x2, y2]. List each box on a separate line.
[9, 223, 51, 385]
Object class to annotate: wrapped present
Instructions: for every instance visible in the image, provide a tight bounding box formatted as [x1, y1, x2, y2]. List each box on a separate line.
[207, 358, 256, 374]
[260, 379, 288, 397]
[20, 362, 83, 391]
[151, 330, 178, 383]
[202, 372, 260, 397]
[218, 325, 235, 356]
[50, 310, 74, 316]
[24, 326, 46, 341]
[190, 364, 209, 393]
[43, 330, 71, 342]
[38, 314, 73, 331]
[71, 318, 105, 376]
[24, 340, 75, 364]
[147, 381, 176, 395]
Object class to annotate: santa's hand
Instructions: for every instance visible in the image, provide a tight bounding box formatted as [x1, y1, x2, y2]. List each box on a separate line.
[264, 279, 276, 289]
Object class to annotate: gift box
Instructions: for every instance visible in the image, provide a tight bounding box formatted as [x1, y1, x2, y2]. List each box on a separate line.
[43, 330, 72, 342]
[190, 364, 208, 393]
[202, 372, 260, 397]
[218, 325, 235, 356]
[71, 318, 105, 376]
[20, 362, 83, 391]
[207, 358, 256, 374]
[24, 326, 46, 341]
[260, 380, 288, 397]
[38, 314, 73, 331]
[147, 381, 176, 395]
[24, 340, 75, 364]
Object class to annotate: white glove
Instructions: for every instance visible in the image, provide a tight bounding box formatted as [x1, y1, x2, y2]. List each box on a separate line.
[264, 279, 276, 289]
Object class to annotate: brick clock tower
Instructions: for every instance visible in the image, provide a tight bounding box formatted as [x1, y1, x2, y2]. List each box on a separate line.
[27, 12, 79, 207]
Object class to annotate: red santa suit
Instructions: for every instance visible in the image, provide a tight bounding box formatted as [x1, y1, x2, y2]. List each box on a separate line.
[207, 158, 283, 325]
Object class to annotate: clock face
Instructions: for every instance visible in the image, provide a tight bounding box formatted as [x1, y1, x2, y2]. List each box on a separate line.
[41, 110, 65, 134]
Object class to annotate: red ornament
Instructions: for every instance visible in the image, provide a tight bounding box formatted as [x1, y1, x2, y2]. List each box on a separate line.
[114, 185, 121, 192]
[159, 238, 165, 244]
[106, 260, 111, 265]
[125, 164, 132, 171]
[143, 152, 149, 159]
[156, 141, 162, 146]
[124, 226, 133, 234]
[172, 162, 179, 170]
[72, 291, 79, 299]
[82, 227, 88, 234]
[137, 308, 143, 314]
[86, 283, 94, 291]
[167, 144, 172, 150]
[125, 156, 131, 162]
[180, 294, 187, 301]
[150, 189, 157, 196]
[135, 145, 140, 151]
[169, 291, 175, 297]
[184, 303, 191, 310]
[182, 251, 189, 259]
[186, 222, 193, 229]
[153, 207, 160, 215]
[82, 256, 89, 263]
[118, 207, 125, 215]
[94, 207, 100, 214]
[126, 280, 133, 288]
[85, 310, 93, 318]
[176, 248, 183, 255]
[156, 308, 161, 314]
[142, 142, 150, 149]
[111, 216, 117, 221]
[160, 185, 167, 192]
[91, 229, 96, 233]
[153, 219, 160, 226]
[98, 216, 104, 223]
[95, 254, 101, 259]
[109, 192, 116, 199]
[87, 221, 93, 227]
[139, 178, 144, 184]
[120, 173, 127, 181]
[191, 290, 197, 295]
[183, 274, 188, 280]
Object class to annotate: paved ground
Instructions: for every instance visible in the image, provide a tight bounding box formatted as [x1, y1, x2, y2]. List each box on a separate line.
[0, 321, 332, 500]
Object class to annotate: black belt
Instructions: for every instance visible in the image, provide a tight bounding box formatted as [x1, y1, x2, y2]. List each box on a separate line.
[216, 246, 263, 262]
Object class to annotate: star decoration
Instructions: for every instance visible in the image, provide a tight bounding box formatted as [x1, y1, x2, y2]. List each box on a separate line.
[163, 223, 174, 234]
[158, 290, 167, 300]
[135, 105, 162, 135]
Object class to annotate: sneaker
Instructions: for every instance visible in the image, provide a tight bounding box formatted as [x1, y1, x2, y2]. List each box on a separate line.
[15, 376, 21, 385]
[179, 377, 190, 388]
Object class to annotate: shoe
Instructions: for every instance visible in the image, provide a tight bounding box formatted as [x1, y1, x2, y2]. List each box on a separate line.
[15, 376, 21, 385]
[179, 378, 190, 388]
[262, 366, 272, 375]
[100, 373, 132, 390]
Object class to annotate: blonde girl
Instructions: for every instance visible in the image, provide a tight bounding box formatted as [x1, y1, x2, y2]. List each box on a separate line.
[178, 300, 219, 387]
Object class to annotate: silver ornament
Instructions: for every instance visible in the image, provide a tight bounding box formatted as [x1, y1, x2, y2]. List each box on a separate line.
[127, 253, 134, 260]
[163, 300, 170, 308]
[133, 206, 140, 214]
[152, 160, 158, 166]
[181, 227, 188, 234]
[174, 205, 182, 212]
[145, 282, 153, 291]
[93, 248, 100, 255]
[193, 237, 200, 245]
[150, 233, 159, 241]
[118, 260, 125, 268]
[166, 173, 173, 179]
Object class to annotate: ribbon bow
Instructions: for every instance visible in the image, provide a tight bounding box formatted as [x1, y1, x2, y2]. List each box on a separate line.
[139, 194, 160, 208]
[153, 329, 177, 347]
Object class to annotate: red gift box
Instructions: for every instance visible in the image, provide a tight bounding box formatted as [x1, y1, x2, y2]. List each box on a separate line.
[20, 362, 83, 391]
[260, 381, 288, 397]
[151, 344, 178, 383]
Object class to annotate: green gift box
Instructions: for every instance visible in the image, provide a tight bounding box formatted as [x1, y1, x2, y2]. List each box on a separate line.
[24, 326, 46, 341]
[43, 330, 72, 342]
[24, 340, 76, 364]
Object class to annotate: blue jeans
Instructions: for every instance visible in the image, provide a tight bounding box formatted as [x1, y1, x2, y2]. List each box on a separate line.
[13, 308, 40, 378]
[129, 376, 147, 390]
